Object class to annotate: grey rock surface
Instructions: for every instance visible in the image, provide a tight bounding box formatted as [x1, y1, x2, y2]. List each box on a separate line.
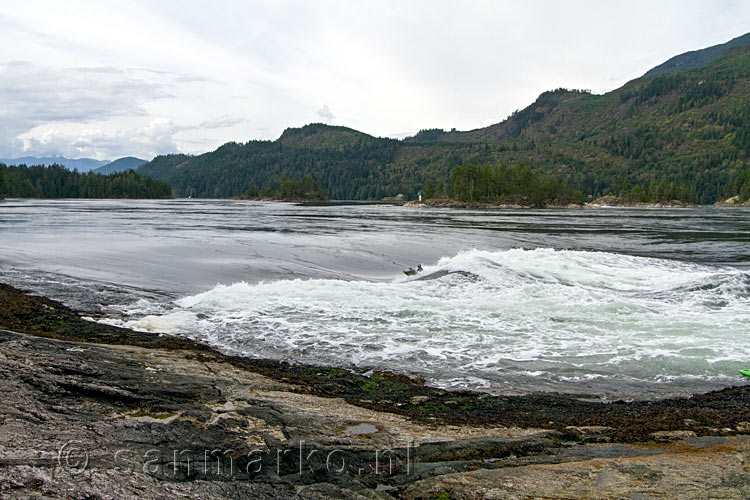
[2, 329, 750, 499]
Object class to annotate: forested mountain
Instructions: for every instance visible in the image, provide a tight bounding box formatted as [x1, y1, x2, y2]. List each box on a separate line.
[0, 164, 172, 199]
[645, 32, 750, 77]
[138, 126, 407, 199]
[93, 157, 147, 175]
[138, 36, 750, 204]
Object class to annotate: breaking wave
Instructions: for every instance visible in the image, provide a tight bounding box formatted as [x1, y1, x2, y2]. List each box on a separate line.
[105, 248, 750, 399]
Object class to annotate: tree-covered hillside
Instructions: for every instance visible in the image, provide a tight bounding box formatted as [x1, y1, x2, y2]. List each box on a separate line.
[138, 42, 750, 204]
[0, 164, 173, 199]
[644, 32, 750, 77]
[93, 157, 148, 175]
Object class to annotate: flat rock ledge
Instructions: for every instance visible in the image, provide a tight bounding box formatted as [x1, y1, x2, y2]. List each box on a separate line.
[715, 195, 750, 207]
[3, 330, 750, 500]
[589, 195, 696, 208]
[403, 198, 582, 209]
[2, 284, 750, 499]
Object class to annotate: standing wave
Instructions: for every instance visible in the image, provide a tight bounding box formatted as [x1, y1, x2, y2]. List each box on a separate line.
[106, 248, 750, 399]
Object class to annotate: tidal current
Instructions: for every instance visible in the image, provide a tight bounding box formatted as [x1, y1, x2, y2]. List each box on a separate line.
[1, 199, 749, 400]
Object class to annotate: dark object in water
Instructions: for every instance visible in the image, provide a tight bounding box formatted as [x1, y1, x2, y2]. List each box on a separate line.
[414, 270, 480, 282]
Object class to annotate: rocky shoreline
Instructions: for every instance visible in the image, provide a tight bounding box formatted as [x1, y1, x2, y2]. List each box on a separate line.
[715, 195, 750, 207]
[403, 196, 698, 209]
[2, 283, 750, 498]
[588, 195, 697, 208]
[403, 198, 582, 209]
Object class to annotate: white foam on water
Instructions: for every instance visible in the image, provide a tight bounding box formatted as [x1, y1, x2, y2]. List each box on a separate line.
[105, 248, 750, 398]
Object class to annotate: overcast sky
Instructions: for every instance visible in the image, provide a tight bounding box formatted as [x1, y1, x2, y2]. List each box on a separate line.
[1, 0, 748, 161]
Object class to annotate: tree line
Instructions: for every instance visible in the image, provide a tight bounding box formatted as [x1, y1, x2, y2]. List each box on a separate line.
[0, 164, 173, 199]
[244, 174, 328, 201]
[725, 168, 750, 201]
[446, 162, 585, 206]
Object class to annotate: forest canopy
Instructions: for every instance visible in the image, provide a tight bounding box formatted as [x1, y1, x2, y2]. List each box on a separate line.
[243, 174, 329, 201]
[447, 163, 584, 206]
[0, 164, 173, 199]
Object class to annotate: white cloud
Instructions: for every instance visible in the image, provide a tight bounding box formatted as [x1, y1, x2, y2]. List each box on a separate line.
[0, 0, 749, 158]
[18, 119, 182, 160]
[0, 61, 179, 158]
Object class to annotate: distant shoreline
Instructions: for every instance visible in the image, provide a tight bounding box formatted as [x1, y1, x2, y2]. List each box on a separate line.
[403, 195, 698, 209]
[404, 199, 582, 209]
[5, 196, 749, 208]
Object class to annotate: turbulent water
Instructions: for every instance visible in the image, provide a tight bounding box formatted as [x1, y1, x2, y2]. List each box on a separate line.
[1, 199, 749, 399]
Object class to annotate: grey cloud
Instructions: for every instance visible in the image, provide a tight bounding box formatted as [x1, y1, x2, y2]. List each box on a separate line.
[196, 117, 246, 129]
[0, 61, 174, 155]
[317, 105, 335, 123]
[0, 61, 183, 158]
[125, 66, 208, 84]
[1, 61, 171, 124]
[174, 74, 209, 83]
[3, 2, 749, 158]
[0, 131, 24, 158]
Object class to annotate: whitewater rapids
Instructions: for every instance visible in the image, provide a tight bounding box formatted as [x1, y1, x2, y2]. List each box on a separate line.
[105, 248, 750, 400]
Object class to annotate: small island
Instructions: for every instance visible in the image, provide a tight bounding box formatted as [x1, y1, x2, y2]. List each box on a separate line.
[234, 174, 329, 202]
[403, 163, 725, 209]
[406, 162, 585, 208]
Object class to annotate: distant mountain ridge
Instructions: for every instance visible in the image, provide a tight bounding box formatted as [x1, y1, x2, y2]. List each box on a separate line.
[0, 156, 108, 172]
[126, 33, 743, 205]
[94, 157, 147, 175]
[0, 156, 150, 175]
[645, 32, 750, 76]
